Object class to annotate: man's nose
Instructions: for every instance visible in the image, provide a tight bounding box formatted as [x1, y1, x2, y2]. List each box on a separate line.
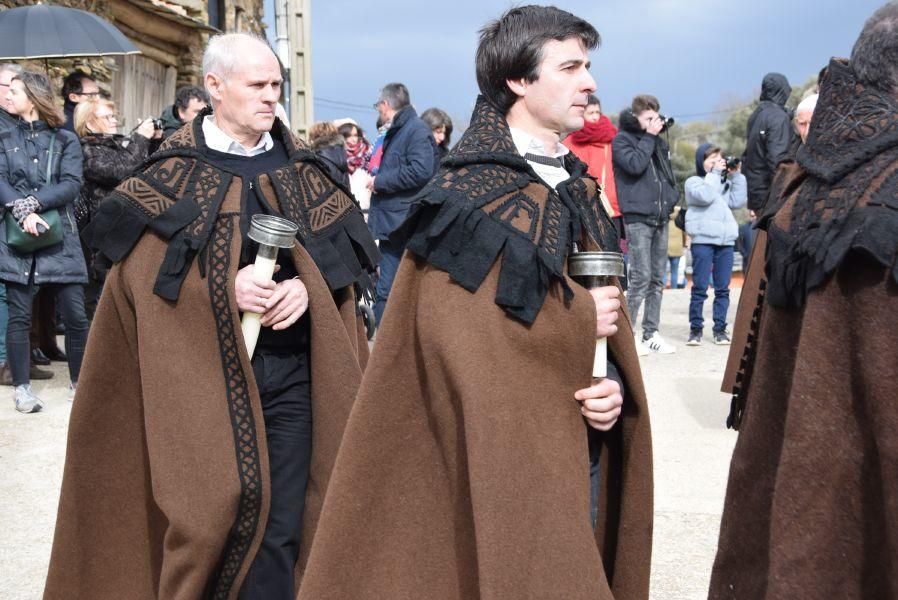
[582, 70, 597, 94]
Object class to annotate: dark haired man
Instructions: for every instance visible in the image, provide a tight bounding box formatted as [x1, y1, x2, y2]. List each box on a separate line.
[711, 3, 898, 597]
[613, 94, 679, 355]
[367, 81, 437, 324]
[60, 70, 99, 133]
[157, 85, 210, 139]
[298, 6, 652, 600]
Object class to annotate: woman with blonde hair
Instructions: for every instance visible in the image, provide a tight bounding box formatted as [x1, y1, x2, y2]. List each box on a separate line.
[74, 98, 155, 317]
[0, 70, 88, 413]
[309, 120, 350, 189]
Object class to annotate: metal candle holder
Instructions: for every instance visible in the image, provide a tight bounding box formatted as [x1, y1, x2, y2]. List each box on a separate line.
[241, 214, 299, 359]
[568, 251, 626, 378]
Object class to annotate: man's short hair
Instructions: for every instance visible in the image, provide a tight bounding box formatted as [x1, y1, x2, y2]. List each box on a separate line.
[0, 63, 22, 77]
[475, 5, 600, 114]
[851, 2, 898, 95]
[586, 94, 600, 108]
[174, 85, 209, 112]
[61, 70, 95, 100]
[378, 83, 410, 110]
[202, 33, 273, 82]
[631, 94, 660, 114]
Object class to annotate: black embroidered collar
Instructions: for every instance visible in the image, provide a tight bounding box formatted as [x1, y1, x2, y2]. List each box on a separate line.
[400, 96, 618, 323]
[798, 58, 898, 183]
[763, 60, 898, 307]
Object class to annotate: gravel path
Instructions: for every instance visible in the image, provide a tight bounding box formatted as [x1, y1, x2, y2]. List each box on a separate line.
[0, 287, 739, 599]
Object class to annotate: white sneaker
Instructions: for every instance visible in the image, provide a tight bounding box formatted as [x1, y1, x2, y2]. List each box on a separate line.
[14, 384, 43, 414]
[635, 333, 650, 357]
[642, 332, 677, 354]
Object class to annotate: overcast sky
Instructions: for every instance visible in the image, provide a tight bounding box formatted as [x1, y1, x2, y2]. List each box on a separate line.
[305, 0, 884, 136]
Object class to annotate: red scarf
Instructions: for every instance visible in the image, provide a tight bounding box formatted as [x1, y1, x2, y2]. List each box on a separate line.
[567, 115, 617, 145]
[345, 138, 370, 174]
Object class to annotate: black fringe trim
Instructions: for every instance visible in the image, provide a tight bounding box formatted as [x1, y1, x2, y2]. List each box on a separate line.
[403, 186, 573, 325]
[765, 204, 898, 308]
[304, 209, 380, 292]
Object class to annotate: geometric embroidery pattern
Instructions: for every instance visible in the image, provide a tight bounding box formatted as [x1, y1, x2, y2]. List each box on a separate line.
[208, 216, 262, 599]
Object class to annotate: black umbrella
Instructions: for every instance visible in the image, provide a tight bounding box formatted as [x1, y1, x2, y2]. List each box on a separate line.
[0, 3, 139, 60]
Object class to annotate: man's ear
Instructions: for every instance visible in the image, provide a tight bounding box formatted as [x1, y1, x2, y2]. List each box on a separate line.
[506, 78, 528, 98]
[67, 92, 80, 103]
[204, 73, 224, 102]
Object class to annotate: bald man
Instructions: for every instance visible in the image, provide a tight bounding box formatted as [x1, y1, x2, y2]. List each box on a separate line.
[44, 34, 378, 600]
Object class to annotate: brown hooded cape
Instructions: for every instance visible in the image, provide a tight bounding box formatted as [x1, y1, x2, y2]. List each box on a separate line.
[297, 98, 653, 600]
[710, 59, 898, 598]
[43, 116, 379, 599]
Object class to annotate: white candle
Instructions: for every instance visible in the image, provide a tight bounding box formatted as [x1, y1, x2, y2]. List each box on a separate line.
[593, 336, 608, 379]
[240, 253, 278, 359]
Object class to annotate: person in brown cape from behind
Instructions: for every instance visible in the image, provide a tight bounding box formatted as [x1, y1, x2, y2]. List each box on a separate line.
[710, 4, 898, 598]
[298, 6, 653, 600]
[43, 34, 379, 599]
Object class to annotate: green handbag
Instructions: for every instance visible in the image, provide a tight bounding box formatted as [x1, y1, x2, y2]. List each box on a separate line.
[4, 133, 64, 254]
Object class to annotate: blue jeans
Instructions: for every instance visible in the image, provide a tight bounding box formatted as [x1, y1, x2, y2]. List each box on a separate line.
[0, 284, 7, 363]
[667, 256, 685, 289]
[373, 238, 404, 326]
[689, 244, 734, 333]
[736, 222, 755, 272]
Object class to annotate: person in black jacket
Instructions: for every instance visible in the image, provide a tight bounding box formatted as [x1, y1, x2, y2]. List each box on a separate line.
[368, 82, 438, 324]
[0, 71, 88, 413]
[743, 73, 794, 211]
[75, 97, 154, 318]
[421, 107, 453, 159]
[612, 94, 679, 355]
[309, 121, 350, 189]
[60, 70, 100, 134]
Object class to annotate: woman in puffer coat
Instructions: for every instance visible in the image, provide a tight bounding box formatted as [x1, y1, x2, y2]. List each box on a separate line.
[0, 71, 88, 413]
[684, 143, 746, 347]
[75, 97, 154, 316]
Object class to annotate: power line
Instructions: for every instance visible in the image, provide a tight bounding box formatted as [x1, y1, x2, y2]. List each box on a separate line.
[315, 96, 372, 110]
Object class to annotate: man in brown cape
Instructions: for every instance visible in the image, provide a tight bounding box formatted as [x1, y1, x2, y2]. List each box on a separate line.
[711, 5, 898, 598]
[298, 6, 653, 599]
[43, 34, 378, 599]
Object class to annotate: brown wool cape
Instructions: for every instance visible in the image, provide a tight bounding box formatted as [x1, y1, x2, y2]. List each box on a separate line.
[297, 98, 654, 600]
[710, 59, 898, 599]
[43, 116, 379, 599]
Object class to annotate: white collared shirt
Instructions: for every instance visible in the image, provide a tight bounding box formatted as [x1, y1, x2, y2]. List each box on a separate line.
[202, 115, 274, 157]
[509, 127, 571, 189]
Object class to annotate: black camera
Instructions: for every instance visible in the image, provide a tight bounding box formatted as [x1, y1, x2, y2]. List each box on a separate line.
[152, 118, 164, 131]
[725, 156, 741, 170]
[658, 114, 675, 132]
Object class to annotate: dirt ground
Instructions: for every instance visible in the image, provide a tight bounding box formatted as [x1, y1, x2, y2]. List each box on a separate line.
[0, 287, 739, 599]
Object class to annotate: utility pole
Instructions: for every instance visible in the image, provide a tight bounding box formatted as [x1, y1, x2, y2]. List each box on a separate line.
[284, 0, 313, 137]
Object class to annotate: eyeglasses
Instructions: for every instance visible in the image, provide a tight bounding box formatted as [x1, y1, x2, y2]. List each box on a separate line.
[98, 114, 118, 122]
[79, 91, 101, 98]
[372, 100, 383, 109]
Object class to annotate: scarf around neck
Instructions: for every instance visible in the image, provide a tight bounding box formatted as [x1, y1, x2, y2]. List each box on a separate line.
[567, 115, 617, 146]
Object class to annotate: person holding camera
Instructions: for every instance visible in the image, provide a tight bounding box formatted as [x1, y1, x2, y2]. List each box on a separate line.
[74, 98, 156, 318]
[612, 94, 679, 355]
[684, 144, 746, 346]
[0, 71, 88, 413]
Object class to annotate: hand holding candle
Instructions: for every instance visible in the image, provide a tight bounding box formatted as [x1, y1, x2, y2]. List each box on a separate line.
[568, 251, 626, 378]
[241, 214, 299, 359]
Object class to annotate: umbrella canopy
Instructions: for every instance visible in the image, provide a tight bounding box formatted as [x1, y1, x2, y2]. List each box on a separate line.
[0, 3, 139, 60]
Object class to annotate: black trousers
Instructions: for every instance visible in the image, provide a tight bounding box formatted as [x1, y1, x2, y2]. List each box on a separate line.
[238, 348, 313, 600]
[5, 274, 88, 386]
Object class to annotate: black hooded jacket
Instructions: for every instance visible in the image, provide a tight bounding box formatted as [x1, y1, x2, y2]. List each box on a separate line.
[744, 73, 795, 210]
[611, 109, 679, 226]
